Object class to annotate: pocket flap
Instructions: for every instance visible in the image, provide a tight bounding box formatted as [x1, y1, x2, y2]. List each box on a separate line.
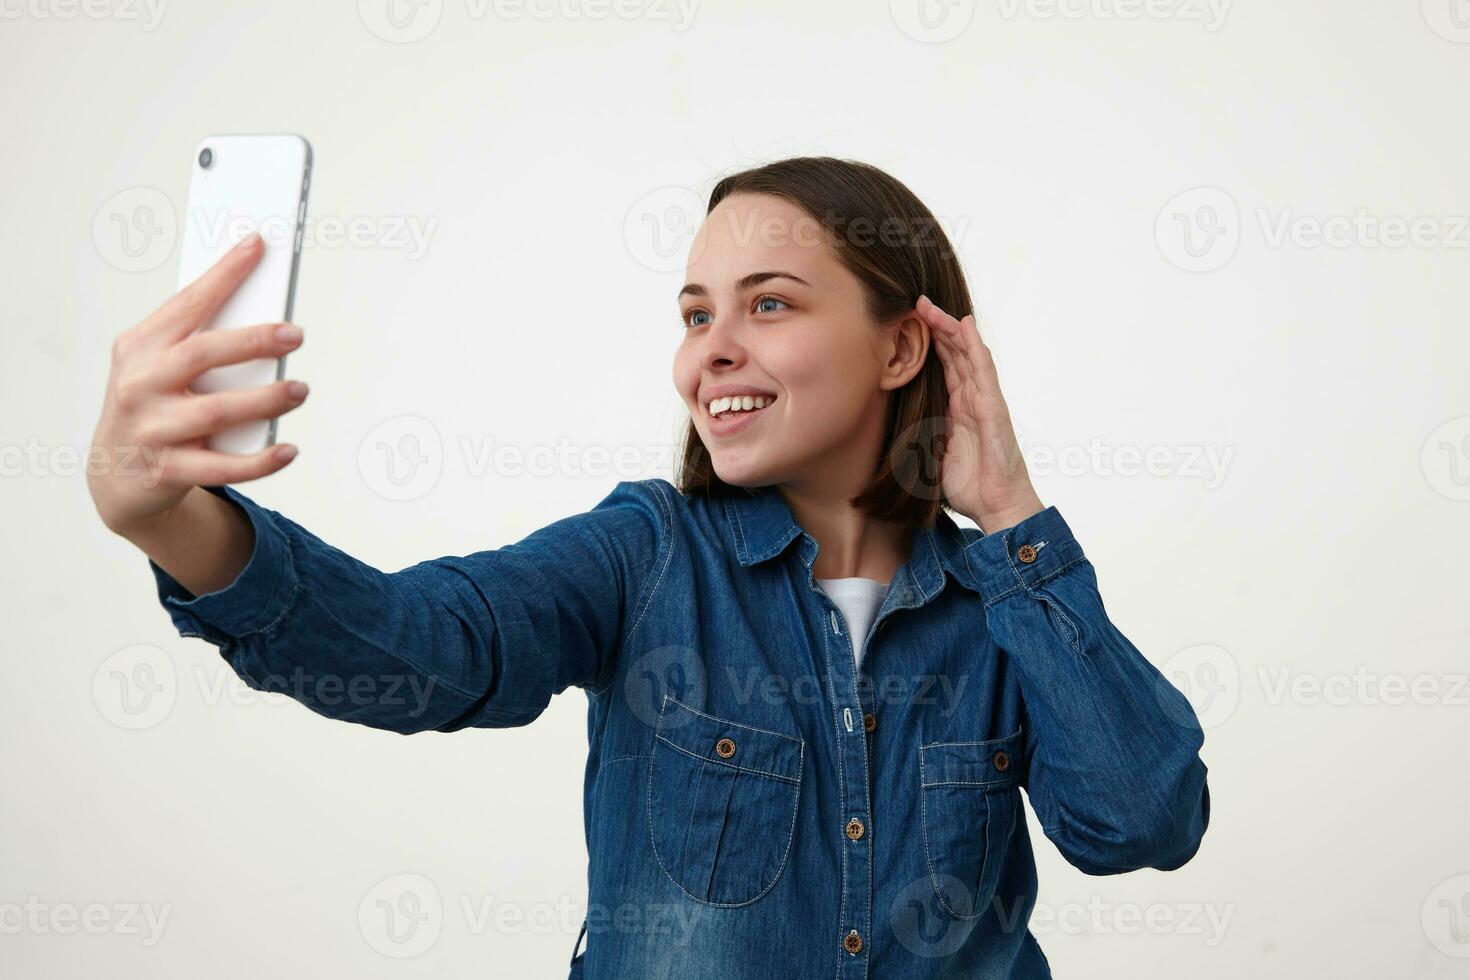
[920, 727, 1022, 788]
[655, 696, 803, 783]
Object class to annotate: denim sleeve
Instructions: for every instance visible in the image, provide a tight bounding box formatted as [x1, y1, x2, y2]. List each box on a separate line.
[969, 506, 1211, 876]
[148, 480, 670, 734]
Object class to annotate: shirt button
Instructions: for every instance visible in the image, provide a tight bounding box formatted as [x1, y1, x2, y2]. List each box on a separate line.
[715, 737, 736, 759]
[862, 712, 877, 733]
[843, 929, 863, 954]
[1017, 544, 1037, 563]
[993, 750, 1010, 772]
[845, 817, 865, 840]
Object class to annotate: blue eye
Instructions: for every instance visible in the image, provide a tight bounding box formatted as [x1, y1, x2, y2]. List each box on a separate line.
[680, 296, 788, 329]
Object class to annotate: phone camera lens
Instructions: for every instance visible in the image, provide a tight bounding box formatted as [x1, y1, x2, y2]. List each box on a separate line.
[199, 147, 213, 169]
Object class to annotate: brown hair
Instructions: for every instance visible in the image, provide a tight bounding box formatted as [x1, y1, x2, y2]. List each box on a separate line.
[674, 156, 975, 530]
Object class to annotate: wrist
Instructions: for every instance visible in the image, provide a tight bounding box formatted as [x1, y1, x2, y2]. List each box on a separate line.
[974, 495, 1045, 536]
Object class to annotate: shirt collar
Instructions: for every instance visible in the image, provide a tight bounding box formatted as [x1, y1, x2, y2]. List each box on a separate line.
[719, 483, 984, 604]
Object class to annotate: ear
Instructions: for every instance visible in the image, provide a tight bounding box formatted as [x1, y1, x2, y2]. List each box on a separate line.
[879, 309, 929, 392]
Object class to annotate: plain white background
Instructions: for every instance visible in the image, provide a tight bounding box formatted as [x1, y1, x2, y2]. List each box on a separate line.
[3, 0, 1468, 976]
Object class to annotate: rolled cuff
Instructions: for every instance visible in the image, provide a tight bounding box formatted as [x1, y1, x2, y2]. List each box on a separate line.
[148, 484, 299, 641]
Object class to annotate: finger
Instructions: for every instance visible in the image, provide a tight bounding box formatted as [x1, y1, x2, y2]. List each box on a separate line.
[141, 380, 309, 446]
[917, 297, 973, 366]
[953, 314, 1006, 397]
[922, 303, 994, 396]
[951, 313, 994, 371]
[139, 233, 266, 348]
[151, 442, 300, 488]
[916, 298, 973, 399]
[917, 294, 968, 329]
[922, 303, 977, 392]
[926, 317, 967, 404]
[152, 321, 303, 391]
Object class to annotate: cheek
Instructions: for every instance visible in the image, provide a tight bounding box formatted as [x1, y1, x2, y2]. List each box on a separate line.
[779, 351, 877, 431]
[777, 344, 852, 407]
[671, 347, 698, 402]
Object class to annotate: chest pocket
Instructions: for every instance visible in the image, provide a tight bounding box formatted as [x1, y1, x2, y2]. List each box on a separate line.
[918, 727, 1023, 919]
[647, 696, 804, 907]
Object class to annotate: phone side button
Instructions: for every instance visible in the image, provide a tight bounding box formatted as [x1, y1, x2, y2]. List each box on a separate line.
[294, 227, 303, 252]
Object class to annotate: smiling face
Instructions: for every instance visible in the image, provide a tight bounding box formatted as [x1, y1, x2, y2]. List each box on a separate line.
[673, 192, 921, 491]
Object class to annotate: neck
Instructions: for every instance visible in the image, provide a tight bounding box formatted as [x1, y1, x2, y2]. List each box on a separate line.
[776, 480, 913, 582]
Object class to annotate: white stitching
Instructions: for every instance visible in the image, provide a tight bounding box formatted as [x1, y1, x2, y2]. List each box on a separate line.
[646, 694, 804, 909]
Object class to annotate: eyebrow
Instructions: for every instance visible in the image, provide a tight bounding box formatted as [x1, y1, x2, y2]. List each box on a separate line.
[677, 270, 811, 302]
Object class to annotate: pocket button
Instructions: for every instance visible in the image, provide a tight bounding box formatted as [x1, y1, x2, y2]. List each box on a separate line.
[993, 750, 1010, 772]
[715, 737, 736, 758]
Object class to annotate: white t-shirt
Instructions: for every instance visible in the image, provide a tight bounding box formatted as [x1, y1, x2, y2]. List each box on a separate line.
[815, 577, 889, 671]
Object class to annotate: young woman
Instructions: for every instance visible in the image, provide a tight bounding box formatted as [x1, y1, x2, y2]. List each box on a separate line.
[89, 157, 1210, 978]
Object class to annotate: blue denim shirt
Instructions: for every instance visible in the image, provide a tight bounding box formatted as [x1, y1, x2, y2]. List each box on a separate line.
[149, 479, 1210, 978]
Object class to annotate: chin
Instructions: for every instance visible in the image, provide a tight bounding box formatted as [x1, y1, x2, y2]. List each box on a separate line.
[710, 455, 778, 490]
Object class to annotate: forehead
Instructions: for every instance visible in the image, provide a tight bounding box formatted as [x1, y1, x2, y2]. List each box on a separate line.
[687, 193, 834, 278]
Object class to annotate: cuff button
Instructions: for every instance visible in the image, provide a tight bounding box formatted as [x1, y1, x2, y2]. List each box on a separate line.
[1016, 544, 1037, 563]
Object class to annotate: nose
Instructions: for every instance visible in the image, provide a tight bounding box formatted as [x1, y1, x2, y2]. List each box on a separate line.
[696, 313, 749, 374]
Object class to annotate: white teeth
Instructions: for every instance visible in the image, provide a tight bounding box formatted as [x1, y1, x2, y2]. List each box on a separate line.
[708, 394, 771, 418]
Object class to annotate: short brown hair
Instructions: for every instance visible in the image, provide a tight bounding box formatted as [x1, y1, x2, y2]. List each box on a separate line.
[674, 156, 975, 530]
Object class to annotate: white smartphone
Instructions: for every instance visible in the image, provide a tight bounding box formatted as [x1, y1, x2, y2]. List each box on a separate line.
[176, 133, 312, 455]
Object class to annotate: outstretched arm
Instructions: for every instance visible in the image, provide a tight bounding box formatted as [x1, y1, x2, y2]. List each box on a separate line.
[144, 480, 670, 734]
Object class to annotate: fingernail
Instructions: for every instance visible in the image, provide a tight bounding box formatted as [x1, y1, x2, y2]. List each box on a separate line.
[276, 324, 303, 343]
[275, 445, 298, 462]
[235, 233, 261, 251]
[287, 381, 309, 400]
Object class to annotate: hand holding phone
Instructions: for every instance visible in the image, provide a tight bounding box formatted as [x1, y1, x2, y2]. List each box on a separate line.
[87, 235, 310, 538]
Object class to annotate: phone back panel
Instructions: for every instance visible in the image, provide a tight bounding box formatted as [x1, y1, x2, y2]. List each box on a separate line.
[177, 133, 311, 455]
